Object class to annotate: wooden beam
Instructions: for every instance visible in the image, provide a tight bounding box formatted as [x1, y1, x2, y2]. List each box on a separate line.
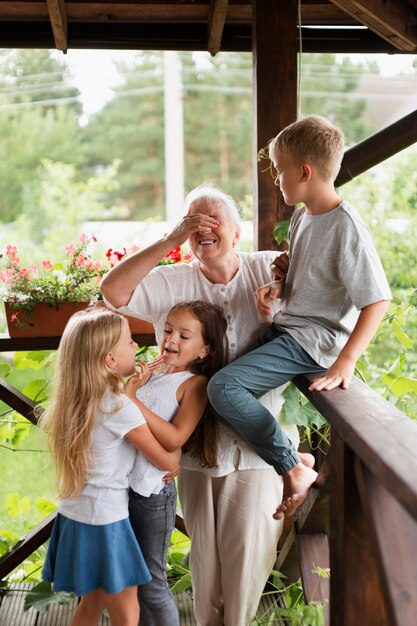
[46, 0, 68, 52]
[252, 0, 298, 251]
[336, 108, 417, 187]
[208, 0, 229, 55]
[295, 374, 417, 520]
[329, 0, 417, 52]
[356, 460, 417, 626]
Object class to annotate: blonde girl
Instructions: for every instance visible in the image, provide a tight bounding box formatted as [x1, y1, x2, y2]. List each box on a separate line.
[40, 307, 180, 626]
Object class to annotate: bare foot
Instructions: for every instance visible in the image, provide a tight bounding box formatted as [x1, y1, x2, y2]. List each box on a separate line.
[298, 451, 315, 469]
[273, 463, 318, 520]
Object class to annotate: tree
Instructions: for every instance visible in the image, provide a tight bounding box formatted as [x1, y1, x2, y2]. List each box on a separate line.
[0, 49, 83, 222]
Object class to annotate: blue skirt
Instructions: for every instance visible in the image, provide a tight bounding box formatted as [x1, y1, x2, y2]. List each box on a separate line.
[43, 513, 151, 596]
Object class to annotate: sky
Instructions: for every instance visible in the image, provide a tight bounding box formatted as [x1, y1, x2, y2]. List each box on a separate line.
[61, 50, 416, 119]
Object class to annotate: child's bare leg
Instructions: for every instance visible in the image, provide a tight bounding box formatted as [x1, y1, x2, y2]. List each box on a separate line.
[70, 589, 105, 626]
[273, 463, 318, 520]
[105, 586, 140, 626]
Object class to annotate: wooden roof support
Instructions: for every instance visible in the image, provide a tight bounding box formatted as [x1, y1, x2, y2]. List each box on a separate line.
[336, 108, 417, 187]
[46, 0, 68, 52]
[329, 0, 417, 52]
[252, 0, 298, 251]
[208, 0, 229, 56]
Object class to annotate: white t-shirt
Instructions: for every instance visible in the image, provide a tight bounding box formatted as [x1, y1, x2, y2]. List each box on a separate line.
[114, 252, 299, 476]
[58, 392, 146, 525]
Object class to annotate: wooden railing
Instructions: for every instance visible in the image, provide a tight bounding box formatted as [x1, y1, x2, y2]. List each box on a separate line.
[1, 333, 417, 625]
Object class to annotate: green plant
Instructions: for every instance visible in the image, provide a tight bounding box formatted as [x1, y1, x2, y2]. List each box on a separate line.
[0, 235, 192, 330]
[0, 234, 108, 327]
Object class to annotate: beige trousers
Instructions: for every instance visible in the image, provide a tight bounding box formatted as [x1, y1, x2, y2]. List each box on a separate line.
[178, 468, 284, 626]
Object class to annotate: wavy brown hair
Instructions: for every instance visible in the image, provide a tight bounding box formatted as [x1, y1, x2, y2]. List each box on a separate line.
[171, 301, 228, 468]
[38, 306, 126, 498]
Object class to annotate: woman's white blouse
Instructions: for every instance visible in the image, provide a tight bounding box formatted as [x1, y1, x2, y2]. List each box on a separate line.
[114, 252, 299, 477]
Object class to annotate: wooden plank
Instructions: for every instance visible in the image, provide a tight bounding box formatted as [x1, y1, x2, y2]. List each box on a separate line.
[0, 1, 355, 25]
[46, 0, 68, 51]
[296, 533, 330, 623]
[0, 333, 155, 352]
[295, 374, 417, 520]
[0, 584, 37, 626]
[0, 378, 39, 425]
[0, 513, 56, 580]
[252, 0, 298, 251]
[208, 0, 228, 55]
[329, 0, 417, 51]
[329, 434, 391, 626]
[356, 460, 417, 626]
[0, 585, 285, 625]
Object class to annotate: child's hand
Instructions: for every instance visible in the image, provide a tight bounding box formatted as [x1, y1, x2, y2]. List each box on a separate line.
[162, 465, 181, 484]
[254, 280, 284, 317]
[308, 355, 356, 391]
[124, 356, 164, 398]
[271, 251, 289, 281]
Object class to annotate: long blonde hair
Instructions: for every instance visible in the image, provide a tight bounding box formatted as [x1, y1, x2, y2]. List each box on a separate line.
[39, 306, 127, 499]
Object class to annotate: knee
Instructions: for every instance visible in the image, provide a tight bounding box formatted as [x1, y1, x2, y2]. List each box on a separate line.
[207, 371, 228, 408]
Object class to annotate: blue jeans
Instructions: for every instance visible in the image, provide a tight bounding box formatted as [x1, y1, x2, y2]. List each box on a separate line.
[128, 481, 179, 626]
[208, 328, 326, 475]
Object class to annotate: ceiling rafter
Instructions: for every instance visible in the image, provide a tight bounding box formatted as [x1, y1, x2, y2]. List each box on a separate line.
[208, 0, 229, 55]
[46, 0, 68, 52]
[329, 0, 417, 52]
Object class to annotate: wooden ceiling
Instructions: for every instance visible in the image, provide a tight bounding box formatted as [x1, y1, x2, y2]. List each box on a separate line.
[0, 0, 417, 55]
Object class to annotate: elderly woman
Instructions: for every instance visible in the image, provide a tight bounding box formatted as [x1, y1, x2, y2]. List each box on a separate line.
[100, 185, 303, 626]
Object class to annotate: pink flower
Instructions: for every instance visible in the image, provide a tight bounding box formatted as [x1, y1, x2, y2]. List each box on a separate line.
[79, 233, 88, 244]
[5, 245, 17, 256]
[75, 254, 86, 267]
[29, 264, 39, 276]
[84, 258, 93, 269]
[126, 245, 140, 255]
[19, 267, 31, 279]
[65, 243, 76, 256]
[42, 260, 53, 270]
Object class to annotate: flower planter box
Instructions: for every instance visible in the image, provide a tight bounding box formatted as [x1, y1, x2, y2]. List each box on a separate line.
[5, 302, 154, 338]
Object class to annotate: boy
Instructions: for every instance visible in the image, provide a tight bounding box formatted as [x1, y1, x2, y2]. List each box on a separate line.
[207, 115, 391, 519]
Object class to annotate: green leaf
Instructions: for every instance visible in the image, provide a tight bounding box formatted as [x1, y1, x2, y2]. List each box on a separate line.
[171, 573, 192, 594]
[0, 363, 11, 378]
[23, 581, 75, 613]
[383, 374, 417, 397]
[273, 221, 290, 246]
[10, 421, 31, 447]
[23, 379, 48, 402]
[392, 322, 414, 349]
[35, 498, 57, 516]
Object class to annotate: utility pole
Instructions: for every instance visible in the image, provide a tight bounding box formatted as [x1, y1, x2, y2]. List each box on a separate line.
[164, 51, 185, 225]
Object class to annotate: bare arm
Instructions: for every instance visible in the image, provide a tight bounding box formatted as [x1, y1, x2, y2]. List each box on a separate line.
[125, 415, 181, 471]
[309, 299, 390, 391]
[126, 373, 208, 451]
[100, 212, 219, 308]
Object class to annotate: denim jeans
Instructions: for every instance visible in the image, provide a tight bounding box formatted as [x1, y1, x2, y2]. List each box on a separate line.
[208, 328, 326, 475]
[128, 481, 179, 626]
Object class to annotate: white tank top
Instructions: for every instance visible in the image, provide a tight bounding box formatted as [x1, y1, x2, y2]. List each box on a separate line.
[129, 370, 195, 496]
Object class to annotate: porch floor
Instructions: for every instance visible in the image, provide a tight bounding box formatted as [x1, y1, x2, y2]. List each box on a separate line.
[0, 584, 284, 625]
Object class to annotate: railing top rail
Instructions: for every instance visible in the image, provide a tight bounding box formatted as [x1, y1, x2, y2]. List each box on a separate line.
[296, 374, 417, 521]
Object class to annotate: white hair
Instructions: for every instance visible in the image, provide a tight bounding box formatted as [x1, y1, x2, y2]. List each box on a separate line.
[183, 184, 241, 232]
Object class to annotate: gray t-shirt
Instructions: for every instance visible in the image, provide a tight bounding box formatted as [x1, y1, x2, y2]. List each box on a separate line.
[272, 200, 392, 368]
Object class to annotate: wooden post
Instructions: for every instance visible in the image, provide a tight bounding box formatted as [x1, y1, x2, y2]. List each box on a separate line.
[252, 0, 298, 251]
[330, 431, 391, 625]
